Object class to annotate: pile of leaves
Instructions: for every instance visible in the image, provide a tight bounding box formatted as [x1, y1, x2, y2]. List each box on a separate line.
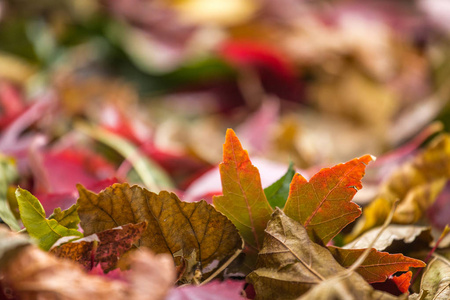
[1, 129, 449, 300]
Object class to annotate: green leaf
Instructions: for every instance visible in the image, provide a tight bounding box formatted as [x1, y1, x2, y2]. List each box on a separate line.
[48, 204, 80, 230]
[0, 155, 20, 231]
[16, 188, 83, 251]
[264, 162, 295, 209]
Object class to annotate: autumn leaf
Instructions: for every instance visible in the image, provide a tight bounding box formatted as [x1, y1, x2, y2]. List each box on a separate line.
[348, 134, 450, 242]
[409, 255, 450, 300]
[392, 271, 412, 294]
[283, 155, 374, 245]
[50, 222, 147, 272]
[77, 183, 243, 282]
[213, 129, 273, 251]
[16, 188, 83, 251]
[48, 204, 81, 230]
[264, 162, 295, 209]
[328, 246, 425, 283]
[0, 226, 175, 300]
[246, 209, 395, 299]
[343, 225, 432, 252]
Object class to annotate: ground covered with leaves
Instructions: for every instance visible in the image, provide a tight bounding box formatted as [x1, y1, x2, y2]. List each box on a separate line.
[1, 0, 450, 299]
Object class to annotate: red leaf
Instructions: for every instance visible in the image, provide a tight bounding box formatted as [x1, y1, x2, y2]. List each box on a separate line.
[392, 271, 412, 294]
[328, 247, 425, 283]
[284, 155, 374, 245]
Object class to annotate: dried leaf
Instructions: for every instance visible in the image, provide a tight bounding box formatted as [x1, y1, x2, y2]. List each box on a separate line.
[264, 162, 295, 209]
[16, 188, 83, 251]
[48, 204, 80, 230]
[296, 273, 399, 300]
[283, 155, 374, 245]
[246, 208, 387, 299]
[213, 129, 273, 251]
[328, 246, 425, 283]
[349, 134, 450, 241]
[343, 225, 433, 252]
[77, 183, 243, 281]
[0, 227, 175, 300]
[414, 255, 450, 300]
[50, 222, 147, 272]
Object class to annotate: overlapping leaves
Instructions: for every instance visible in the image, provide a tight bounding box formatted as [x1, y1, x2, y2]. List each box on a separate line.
[77, 183, 243, 282]
[213, 129, 427, 298]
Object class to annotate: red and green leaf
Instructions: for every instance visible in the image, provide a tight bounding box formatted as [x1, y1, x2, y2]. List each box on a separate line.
[284, 155, 374, 245]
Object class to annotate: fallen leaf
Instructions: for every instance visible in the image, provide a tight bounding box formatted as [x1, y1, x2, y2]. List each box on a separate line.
[0, 227, 175, 300]
[246, 208, 386, 299]
[48, 204, 81, 230]
[77, 183, 243, 282]
[0, 154, 20, 231]
[283, 155, 374, 245]
[213, 129, 273, 251]
[348, 134, 450, 241]
[264, 162, 295, 209]
[50, 222, 147, 272]
[296, 273, 398, 300]
[166, 279, 245, 300]
[16, 187, 82, 251]
[328, 246, 425, 283]
[392, 271, 412, 294]
[343, 225, 433, 252]
[412, 255, 450, 300]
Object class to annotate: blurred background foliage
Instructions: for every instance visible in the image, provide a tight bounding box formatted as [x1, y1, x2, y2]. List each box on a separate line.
[1, 0, 450, 197]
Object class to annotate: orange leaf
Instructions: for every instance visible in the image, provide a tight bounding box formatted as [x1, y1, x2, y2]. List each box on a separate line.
[284, 155, 374, 245]
[392, 271, 412, 294]
[328, 247, 425, 283]
[213, 129, 273, 251]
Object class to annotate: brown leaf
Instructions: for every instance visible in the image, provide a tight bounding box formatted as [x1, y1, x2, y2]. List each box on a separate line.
[412, 255, 450, 300]
[343, 225, 433, 252]
[246, 209, 395, 300]
[50, 222, 147, 272]
[0, 226, 176, 300]
[283, 155, 374, 245]
[348, 134, 450, 241]
[328, 246, 425, 283]
[77, 183, 243, 282]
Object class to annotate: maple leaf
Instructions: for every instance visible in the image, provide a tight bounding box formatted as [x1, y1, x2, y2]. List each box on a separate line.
[213, 129, 273, 251]
[348, 134, 450, 241]
[50, 222, 147, 272]
[77, 183, 243, 282]
[16, 188, 83, 251]
[328, 246, 425, 283]
[283, 154, 374, 245]
[246, 209, 397, 300]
